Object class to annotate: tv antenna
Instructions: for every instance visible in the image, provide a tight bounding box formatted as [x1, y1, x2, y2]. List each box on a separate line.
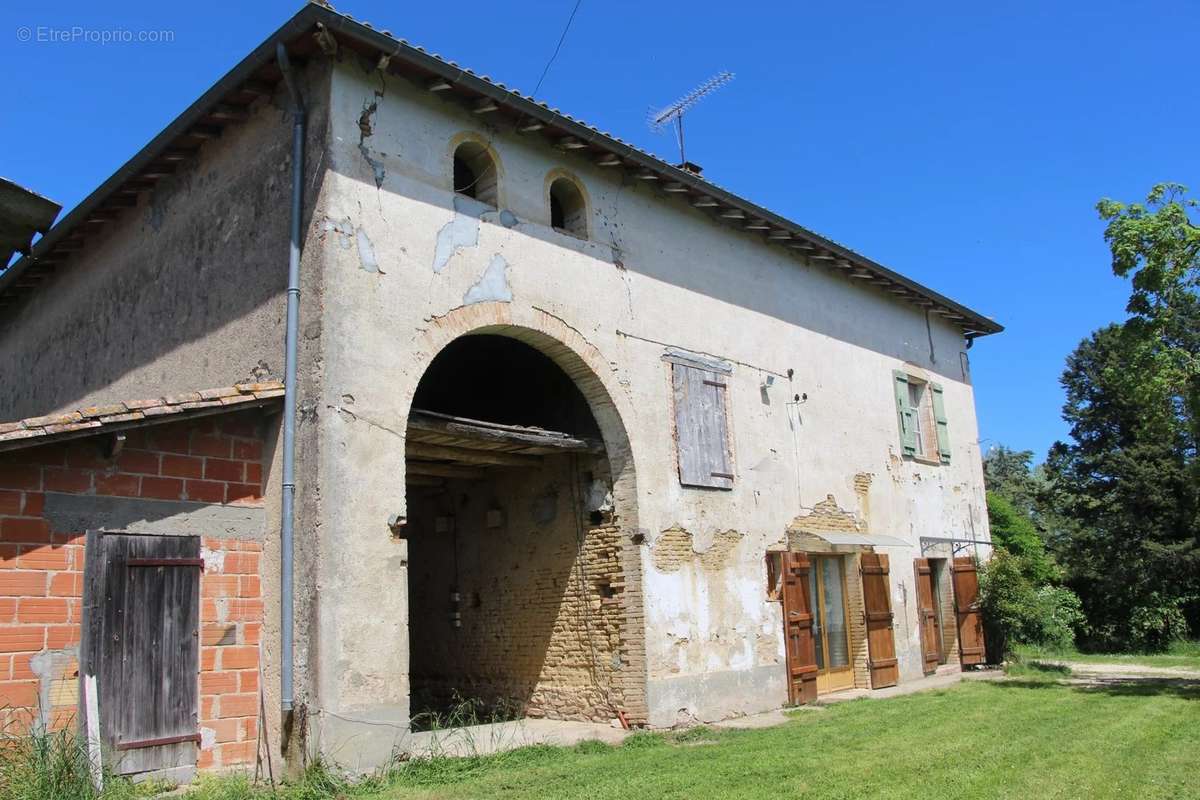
[649, 71, 734, 166]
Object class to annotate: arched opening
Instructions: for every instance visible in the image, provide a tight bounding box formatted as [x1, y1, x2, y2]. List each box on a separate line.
[452, 140, 499, 207]
[548, 176, 587, 238]
[404, 332, 641, 728]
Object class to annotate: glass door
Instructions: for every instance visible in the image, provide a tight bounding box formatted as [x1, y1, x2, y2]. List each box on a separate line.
[807, 555, 854, 693]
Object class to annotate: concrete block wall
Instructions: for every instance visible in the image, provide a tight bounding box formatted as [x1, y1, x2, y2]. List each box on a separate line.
[0, 411, 268, 771]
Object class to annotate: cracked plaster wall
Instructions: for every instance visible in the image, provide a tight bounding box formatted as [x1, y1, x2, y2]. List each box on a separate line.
[311, 59, 990, 743]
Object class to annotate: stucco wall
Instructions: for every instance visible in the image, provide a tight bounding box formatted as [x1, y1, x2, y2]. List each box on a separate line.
[0, 64, 330, 421]
[307, 58, 992, 743]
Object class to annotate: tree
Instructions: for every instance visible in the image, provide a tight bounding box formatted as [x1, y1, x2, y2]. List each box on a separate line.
[983, 446, 1039, 517]
[1042, 184, 1200, 651]
[986, 492, 1056, 585]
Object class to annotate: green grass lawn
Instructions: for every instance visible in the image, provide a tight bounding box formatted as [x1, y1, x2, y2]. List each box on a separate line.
[343, 675, 1200, 800]
[1013, 639, 1200, 670]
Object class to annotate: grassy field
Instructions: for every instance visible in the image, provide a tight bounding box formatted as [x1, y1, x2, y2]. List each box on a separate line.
[27, 670, 1191, 800]
[1013, 639, 1200, 670]
[339, 673, 1200, 800]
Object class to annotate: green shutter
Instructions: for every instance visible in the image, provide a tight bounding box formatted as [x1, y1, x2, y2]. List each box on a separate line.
[892, 371, 917, 456]
[930, 382, 951, 464]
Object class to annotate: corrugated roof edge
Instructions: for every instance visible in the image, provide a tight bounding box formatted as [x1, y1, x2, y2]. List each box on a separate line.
[0, 3, 1002, 336]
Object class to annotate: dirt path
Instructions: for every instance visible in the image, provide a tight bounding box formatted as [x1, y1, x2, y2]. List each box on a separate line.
[1037, 660, 1200, 679]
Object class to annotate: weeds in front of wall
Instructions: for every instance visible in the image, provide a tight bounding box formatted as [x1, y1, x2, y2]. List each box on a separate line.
[183, 694, 544, 797]
[0, 719, 150, 800]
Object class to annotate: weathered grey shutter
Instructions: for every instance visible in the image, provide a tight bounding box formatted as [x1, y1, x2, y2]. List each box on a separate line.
[892, 371, 917, 456]
[671, 362, 734, 489]
[930, 382, 951, 464]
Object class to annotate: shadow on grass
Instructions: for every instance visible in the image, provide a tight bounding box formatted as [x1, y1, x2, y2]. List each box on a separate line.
[988, 675, 1200, 700]
[1075, 678, 1200, 701]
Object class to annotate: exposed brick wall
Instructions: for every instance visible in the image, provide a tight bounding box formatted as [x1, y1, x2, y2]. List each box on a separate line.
[198, 537, 263, 771]
[0, 411, 266, 773]
[933, 558, 959, 666]
[407, 454, 638, 725]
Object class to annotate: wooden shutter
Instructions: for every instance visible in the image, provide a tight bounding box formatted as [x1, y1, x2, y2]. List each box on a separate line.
[913, 558, 940, 675]
[952, 557, 986, 666]
[860, 552, 899, 688]
[891, 371, 917, 456]
[82, 532, 202, 775]
[671, 362, 734, 489]
[930, 382, 951, 464]
[781, 552, 819, 705]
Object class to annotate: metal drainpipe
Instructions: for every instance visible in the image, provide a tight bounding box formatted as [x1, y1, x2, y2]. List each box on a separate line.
[276, 41, 305, 715]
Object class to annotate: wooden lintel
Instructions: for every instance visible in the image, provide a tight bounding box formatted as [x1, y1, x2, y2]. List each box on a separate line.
[407, 409, 604, 453]
[405, 441, 543, 468]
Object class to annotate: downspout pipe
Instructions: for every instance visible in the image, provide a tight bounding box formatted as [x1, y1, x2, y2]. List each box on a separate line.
[276, 41, 305, 715]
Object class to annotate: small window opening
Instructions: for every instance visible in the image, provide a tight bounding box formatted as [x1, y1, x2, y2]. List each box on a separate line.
[548, 177, 587, 238]
[452, 141, 498, 206]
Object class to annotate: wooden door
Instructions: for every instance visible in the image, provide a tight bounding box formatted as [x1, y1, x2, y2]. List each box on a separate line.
[860, 553, 899, 688]
[913, 559, 940, 675]
[951, 557, 986, 666]
[781, 552, 818, 705]
[82, 532, 202, 775]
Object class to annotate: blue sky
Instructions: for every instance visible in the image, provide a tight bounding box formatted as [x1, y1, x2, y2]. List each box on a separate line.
[3, 1, 1196, 460]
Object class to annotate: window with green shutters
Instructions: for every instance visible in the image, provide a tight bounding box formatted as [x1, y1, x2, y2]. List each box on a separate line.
[892, 371, 951, 464]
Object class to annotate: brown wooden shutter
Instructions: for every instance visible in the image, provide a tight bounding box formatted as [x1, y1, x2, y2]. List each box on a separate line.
[82, 532, 201, 775]
[860, 552, 899, 688]
[671, 362, 734, 489]
[781, 552, 818, 705]
[952, 557, 986, 666]
[913, 558, 940, 676]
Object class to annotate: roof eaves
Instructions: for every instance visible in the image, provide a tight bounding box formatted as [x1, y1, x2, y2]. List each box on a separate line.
[0, 381, 284, 454]
[0, 3, 1002, 336]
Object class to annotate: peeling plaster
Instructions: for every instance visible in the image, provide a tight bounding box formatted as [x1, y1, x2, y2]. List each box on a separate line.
[432, 203, 481, 274]
[30, 647, 79, 728]
[462, 254, 511, 305]
[356, 227, 382, 273]
[359, 147, 386, 189]
[651, 526, 743, 573]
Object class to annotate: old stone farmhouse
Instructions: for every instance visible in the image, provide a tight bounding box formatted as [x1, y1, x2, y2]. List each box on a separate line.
[0, 4, 999, 780]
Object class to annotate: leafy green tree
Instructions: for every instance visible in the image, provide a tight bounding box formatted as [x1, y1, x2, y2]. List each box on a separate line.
[1042, 184, 1200, 651]
[983, 446, 1039, 518]
[986, 492, 1057, 585]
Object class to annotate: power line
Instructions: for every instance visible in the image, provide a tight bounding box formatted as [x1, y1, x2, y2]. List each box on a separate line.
[531, 0, 583, 99]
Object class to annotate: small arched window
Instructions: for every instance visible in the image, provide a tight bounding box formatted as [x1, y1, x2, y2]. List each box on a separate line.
[452, 141, 498, 207]
[549, 177, 587, 239]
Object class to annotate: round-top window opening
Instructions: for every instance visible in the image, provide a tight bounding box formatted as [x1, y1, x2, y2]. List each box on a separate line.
[453, 141, 499, 207]
[549, 176, 587, 239]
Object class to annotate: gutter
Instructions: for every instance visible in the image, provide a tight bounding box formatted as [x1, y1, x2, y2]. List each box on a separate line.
[275, 42, 305, 717]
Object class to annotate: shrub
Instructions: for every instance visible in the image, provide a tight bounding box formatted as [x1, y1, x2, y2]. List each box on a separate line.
[978, 550, 1084, 658]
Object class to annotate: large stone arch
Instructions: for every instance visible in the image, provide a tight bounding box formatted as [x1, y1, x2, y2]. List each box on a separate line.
[400, 301, 648, 725]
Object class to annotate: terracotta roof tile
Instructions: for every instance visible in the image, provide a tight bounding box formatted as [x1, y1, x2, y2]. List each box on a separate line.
[0, 383, 282, 453]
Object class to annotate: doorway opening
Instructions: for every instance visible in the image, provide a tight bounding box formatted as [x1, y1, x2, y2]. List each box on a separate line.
[808, 555, 855, 694]
[404, 334, 637, 729]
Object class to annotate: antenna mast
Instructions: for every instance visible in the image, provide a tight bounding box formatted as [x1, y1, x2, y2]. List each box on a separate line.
[649, 71, 734, 166]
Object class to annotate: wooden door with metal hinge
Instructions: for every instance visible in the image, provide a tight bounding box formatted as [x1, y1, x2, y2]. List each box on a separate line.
[781, 552, 819, 705]
[913, 558, 940, 675]
[952, 557, 986, 666]
[82, 532, 202, 775]
[860, 552, 899, 688]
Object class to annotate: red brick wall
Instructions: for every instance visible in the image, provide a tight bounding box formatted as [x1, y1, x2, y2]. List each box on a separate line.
[0, 411, 267, 772]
